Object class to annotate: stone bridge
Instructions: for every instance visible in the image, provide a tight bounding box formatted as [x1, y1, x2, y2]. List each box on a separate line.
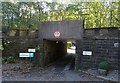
[2, 20, 120, 70]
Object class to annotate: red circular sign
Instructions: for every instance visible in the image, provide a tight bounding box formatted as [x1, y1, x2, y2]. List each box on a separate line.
[54, 31, 61, 38]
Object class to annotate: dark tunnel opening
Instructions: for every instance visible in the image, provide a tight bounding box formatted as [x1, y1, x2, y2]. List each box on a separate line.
[43, 39, 75, 70]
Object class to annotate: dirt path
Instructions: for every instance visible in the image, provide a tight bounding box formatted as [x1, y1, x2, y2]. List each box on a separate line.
[2, 55, 105, 81]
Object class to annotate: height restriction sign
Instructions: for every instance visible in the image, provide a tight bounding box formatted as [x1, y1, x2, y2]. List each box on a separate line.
[54, 31, 61, 38]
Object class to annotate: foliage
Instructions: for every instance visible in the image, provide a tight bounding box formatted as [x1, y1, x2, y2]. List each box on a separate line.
[7, 56, 15, 63]
[0, 45, 4, 50]
[3, 39, 10, 48]
[98, 62, 110, 71]
[1, 2, 120, 29]
[67, 43, 72, 49]
[35, 46, 40, 51]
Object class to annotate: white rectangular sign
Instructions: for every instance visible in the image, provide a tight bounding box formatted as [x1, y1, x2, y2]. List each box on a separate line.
[28, 49, 36, 52]
[19, 53, 29, 57]
[114, 43, 119, 47]
[19, 53, 34, 57]
[83, 51, 92, 55]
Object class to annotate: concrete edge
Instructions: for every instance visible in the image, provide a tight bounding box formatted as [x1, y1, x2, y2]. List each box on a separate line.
[78, 70, 119, 82]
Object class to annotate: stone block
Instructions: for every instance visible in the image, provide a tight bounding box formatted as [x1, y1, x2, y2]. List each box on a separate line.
[98, 69, 107, 76]
[7, 30, 16, 36]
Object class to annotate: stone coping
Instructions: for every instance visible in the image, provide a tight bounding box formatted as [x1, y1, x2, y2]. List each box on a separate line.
[78, 69, 119, 82]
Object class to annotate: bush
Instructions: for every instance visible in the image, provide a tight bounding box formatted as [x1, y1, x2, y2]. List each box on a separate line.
[7, 56, 15, 63]
[98, 62, 110, 71]
[67, 43, 72, 49]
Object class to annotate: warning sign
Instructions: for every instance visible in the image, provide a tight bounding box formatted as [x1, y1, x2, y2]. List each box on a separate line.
[54, 31, 61, 38]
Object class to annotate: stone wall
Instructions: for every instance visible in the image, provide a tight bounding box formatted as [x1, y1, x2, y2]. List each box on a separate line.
[2, 29, 38, 57]
[2, 29, 43, 66]
[43, 39, 66, 66]
[2, 38, 44, 66]
[2, 38, 40, 57]
[2, 27, 120, 69]
[76, 27, 120, 70]
[39, 20, 84, 40]
[2, 29, 38, 38]
[84, 27, 119, 39]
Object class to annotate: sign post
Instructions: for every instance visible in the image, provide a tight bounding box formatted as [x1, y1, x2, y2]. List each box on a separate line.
[19, 53, 34, 62]
[19, 53, 34, 57]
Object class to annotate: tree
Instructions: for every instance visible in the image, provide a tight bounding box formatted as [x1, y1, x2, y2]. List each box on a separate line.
[1, 1, 120, 29]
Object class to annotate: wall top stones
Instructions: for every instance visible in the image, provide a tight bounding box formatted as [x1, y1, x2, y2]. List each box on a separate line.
[84, 27, 120, 39]
[2, 26, 119, 40]
[2, 29, 38, 39]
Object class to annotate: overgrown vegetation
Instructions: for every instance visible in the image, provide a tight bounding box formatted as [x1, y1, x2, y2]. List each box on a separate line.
[0, 45, 4, 50]
[7, 56, 15, 63]
[1, 1, 119, 30]
[35, 45, 40, 51]
[67, 42, 72, 49]
[98, 62, 110, 71]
